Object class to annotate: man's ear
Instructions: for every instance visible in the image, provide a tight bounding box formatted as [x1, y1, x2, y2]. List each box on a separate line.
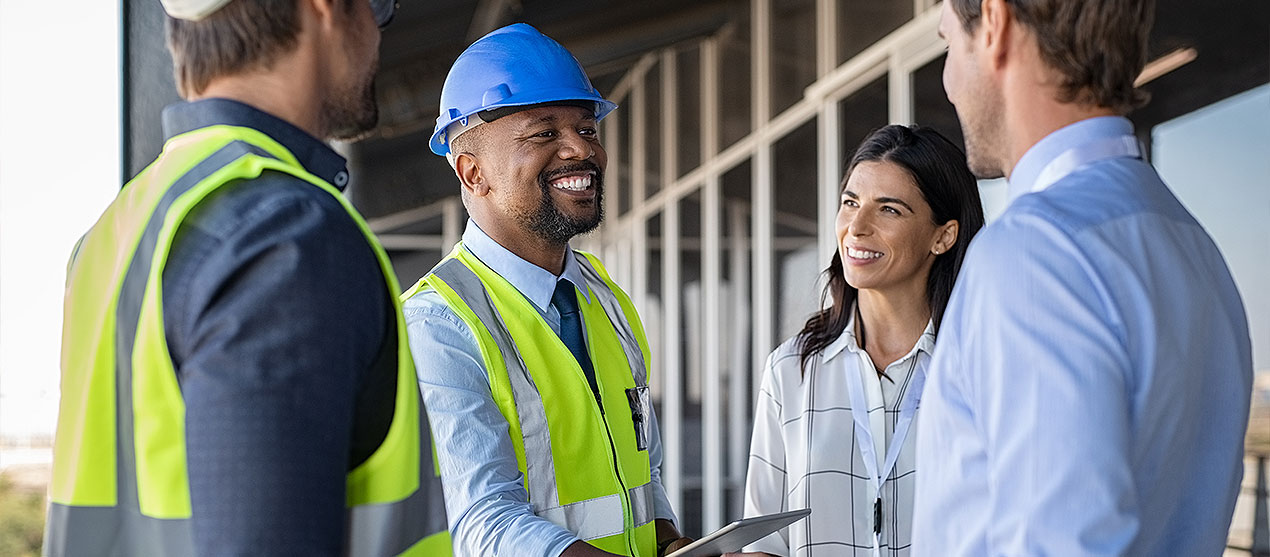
[979, 0, 1013, 71]
[454, 153, 489, 197]
[302, 0, 339, 33]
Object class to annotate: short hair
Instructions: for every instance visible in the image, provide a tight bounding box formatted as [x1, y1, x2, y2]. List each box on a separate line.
[166, 0, 352, 98]
[449, 123, 487, 159]
[948, 0, 1155, 114]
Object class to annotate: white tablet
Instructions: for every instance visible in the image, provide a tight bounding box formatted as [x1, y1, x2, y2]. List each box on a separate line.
[666, 508, 811, 557]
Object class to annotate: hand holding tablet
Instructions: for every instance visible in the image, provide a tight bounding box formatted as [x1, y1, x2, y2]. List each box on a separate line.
[666, 509, 811, 557]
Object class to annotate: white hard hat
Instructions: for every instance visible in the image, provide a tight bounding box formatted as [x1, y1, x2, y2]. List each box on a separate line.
[160, 0, 235, 21]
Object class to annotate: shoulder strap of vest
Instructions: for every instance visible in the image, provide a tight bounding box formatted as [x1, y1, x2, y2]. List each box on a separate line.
[428, 256, 565, 512]
[572, 251, 648, 388]
[46, 139, 279, 557]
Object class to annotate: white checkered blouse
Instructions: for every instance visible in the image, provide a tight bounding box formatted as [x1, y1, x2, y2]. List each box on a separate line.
[742, 315, 935, 556]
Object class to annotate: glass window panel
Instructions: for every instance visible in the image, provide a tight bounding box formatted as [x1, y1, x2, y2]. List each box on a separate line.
[770, 0, 817, 116]
[718, 11, 752, 150]
[645, 212, 664, 403]
[645, 61, 663, 200]
[678, 44, 702, 177]
[838, 75, 889, 165]
[677, 190, 704, 538]
[772, 120, 821, 344]
[912, 54, 964, 148]
[837, 2, 912, 64]
[613, 110, 632, 216]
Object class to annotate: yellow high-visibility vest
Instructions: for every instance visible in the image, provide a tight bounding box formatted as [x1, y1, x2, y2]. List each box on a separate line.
[403, 246, 658, 556]
[47, 123, 450, 556]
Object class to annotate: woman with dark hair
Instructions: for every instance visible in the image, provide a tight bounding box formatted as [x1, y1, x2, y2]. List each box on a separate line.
[735, 125, 984, 557]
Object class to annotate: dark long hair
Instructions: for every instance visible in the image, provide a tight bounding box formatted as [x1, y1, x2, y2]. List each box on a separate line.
[797, 125, 985, 375]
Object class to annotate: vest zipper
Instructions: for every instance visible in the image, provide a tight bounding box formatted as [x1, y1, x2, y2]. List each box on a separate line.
[594, 389, 638, 556]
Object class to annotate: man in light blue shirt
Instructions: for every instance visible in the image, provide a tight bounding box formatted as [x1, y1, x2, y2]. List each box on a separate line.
[914, 1, 1253, 555]
[402, 24, 692, 557]
[404, 222, 681, 556]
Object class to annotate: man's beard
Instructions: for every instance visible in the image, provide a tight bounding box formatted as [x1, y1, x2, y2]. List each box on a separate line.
[957, 77, 1007, 180]
[524, 161, 605, 247]
[324, 66, 379, 142]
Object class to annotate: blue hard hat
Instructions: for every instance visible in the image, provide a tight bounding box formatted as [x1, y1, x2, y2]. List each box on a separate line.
[429, 23, 618, 156]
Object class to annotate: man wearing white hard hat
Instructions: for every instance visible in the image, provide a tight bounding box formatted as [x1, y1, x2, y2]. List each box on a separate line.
[44, 1, 448, 555]
[401, 23, 695, 557]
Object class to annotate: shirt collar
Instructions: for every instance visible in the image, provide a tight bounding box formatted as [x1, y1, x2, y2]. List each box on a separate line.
[1007, 116, 1135, 201]
[461, 219, 592, 311]
[821, 303, 936, 362]
[161, 98, 351, 190]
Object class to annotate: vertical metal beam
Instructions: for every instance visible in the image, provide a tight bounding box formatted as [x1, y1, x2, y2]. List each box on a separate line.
[751, 149, 775, 398]
[753, 0, 772, 126]
[603, 109, 626, 284]
[915, 0, 932, 18]
[727, 200, 752, 516]
[661, 50, 679, 183]
[630, 66, 649, 319]
[119, 0, 130, 185]
[752, 0, 775, 397]
[662, 181, 684, 517]
[889, 52, 911, 124]
[632, 65, 649, 214]
[818, 100, 841, 269]
[658, 48, 685, 519]
[700, 37, 725, 532]
[816, 0, 837, 78]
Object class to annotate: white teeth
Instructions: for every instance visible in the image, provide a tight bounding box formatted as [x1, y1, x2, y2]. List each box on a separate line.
[848, 247, 883, 259]
[552, 175, 592, 191]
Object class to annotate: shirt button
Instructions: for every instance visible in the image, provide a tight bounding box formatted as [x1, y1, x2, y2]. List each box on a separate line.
[333, 170, 349, 187]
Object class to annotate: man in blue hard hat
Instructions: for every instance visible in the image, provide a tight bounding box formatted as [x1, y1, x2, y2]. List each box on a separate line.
[401, 23, 696, 557]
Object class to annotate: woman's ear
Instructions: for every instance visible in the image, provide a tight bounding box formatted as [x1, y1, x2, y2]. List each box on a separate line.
[932, 220, 959, 255]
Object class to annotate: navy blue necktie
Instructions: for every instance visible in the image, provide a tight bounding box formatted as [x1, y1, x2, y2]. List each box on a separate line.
[551, 279, 599, 400]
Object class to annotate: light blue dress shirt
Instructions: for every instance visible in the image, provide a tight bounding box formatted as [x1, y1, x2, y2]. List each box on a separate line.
[912, 116, 1253, 556]
[403, 220, 676, 557]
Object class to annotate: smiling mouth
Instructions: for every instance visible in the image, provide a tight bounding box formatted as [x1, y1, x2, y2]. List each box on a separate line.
[847, 247, 884, 260]
[550, 173, 594, 191]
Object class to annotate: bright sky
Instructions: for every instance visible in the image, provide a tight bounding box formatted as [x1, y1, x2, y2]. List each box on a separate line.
[0, 0, 120, 439]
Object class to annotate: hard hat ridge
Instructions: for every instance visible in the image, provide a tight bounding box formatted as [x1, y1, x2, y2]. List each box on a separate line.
[430, 23, 618, 156]
[159, 0, 235, 20]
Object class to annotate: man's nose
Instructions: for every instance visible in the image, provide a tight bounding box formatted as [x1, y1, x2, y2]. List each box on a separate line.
[559, 132, 594, 160]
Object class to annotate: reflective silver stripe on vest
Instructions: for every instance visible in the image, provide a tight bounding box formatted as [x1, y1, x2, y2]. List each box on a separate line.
[574, 254, 647, 388]
[627, 483, 657, 529]
[433, 256, 654, 540]
[538, 493, 625, 541]
[432, 258, 562, 513]
[45, 141, 268, 557]
[344, 400, 450, 556]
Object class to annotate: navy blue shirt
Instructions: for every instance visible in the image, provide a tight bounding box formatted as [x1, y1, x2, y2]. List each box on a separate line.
[160, 99, 396, 555]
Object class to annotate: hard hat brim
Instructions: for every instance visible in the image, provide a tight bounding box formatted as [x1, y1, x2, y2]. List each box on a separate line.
[430, 94, 617, 156]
